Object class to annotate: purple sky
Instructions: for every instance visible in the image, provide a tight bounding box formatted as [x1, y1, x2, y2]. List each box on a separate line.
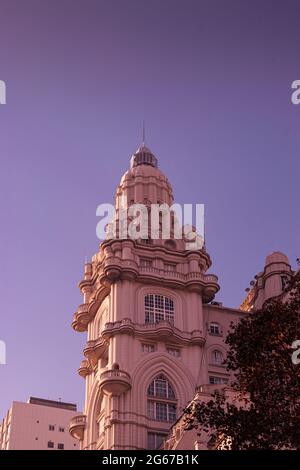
[0, 0, 299, 418]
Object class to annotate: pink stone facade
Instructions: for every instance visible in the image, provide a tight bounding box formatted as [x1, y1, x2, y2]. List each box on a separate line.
[70, 144, 292, 450]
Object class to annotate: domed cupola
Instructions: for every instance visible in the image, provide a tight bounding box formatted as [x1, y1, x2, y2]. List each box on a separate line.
[130, 144, 158, 169]
[116, 141, 174, 208]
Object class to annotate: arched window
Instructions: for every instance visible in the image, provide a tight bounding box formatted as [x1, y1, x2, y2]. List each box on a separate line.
[145, 294, 174, 325]
[147, 375, 176, 422]
[211, 350, 223, 365]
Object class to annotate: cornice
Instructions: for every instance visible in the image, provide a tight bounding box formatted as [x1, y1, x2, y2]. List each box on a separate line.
[102, 318, 206, 347]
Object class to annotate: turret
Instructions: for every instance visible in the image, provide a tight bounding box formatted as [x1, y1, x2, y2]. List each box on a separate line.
[240, 251, 292, 311]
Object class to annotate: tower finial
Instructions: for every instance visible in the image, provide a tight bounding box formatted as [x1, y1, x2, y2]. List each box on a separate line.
[142, 120, 145, 147]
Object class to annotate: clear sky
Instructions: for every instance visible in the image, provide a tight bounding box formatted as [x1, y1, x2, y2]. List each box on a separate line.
[0, 0, 299, 418]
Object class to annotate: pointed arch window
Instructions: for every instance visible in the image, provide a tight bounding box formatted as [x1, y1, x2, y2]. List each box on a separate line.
[144, 294, 174, 325]
[147, 375, 177, 422]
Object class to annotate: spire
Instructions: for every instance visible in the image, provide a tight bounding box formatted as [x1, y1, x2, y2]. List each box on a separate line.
[142, 120, 146, 147]
[130, 123, 158, 168]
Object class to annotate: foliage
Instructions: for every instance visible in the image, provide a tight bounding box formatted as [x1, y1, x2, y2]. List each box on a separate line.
[184, 269, 300, 450]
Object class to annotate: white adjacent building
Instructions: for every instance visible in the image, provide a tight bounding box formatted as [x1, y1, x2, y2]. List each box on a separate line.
[0, 397, 80, 450]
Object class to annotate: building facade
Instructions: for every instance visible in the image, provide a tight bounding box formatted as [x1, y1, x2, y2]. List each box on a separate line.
[0, 397, 80, 450]
[70, 143, 292, 450]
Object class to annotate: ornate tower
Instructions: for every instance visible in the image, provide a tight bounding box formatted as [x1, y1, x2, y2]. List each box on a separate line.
[70, 143, 220, 450]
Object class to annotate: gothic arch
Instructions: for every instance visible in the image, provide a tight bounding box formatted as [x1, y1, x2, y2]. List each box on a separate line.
[93, 297, 109, 339]
[85, 379, 106, 447]
[88, 284, 111, 323]
[130, 352, 196, 417]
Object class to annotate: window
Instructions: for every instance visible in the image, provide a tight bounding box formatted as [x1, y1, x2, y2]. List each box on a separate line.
[209, 376, 228, 385]
[47, 441, 54, 449]
[165, 263, 176, 272]
[147, 375, 176, 423]
[167, 347, 180, 358]
[145, 294, 174, 325]
[59, 427, 65, 433]
[148, 432, 167, 450]
[142, 343, 155, 353]
[148, 375, 175, 399]
[57, 443, 64, 450]
[147, 401, 176, 422]
[281, 275, 288, 290]
[48, 425, 55, 431]
[140, 238, 152, 245]
[209, 322, 221, 335]
[140, 258, 152, 268]
[211, 350, 223, 365]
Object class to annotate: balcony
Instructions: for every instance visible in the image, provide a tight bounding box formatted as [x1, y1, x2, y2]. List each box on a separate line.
[72, 304, 89, 332]
[78, 359, 90, 378]
[102, 318, 205, 346]
[83, 338, 108, 368]
[99, 369, 131, 395]
[97, 253, 219, 296]
[139, 266, 219, 300]
[69, 414, 86, 441]
[186, 272, 219, 300]
[99, 256, 139, 284]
